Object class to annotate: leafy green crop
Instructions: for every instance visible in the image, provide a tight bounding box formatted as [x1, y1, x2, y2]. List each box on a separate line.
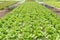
[0, 2, 60, 40]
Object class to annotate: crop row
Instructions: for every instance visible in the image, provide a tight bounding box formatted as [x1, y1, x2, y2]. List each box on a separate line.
[0, 1, 17, 10]
[38, 0, 60, 8]
[46, 1, 60, 8]
[0, 2, 60, 40]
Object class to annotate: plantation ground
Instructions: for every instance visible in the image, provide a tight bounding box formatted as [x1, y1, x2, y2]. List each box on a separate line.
[0, 1, 60, 40]
[0, 2, 60, 40]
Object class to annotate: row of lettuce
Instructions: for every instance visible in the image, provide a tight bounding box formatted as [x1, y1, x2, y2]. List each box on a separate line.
[0, 2, 60, 40]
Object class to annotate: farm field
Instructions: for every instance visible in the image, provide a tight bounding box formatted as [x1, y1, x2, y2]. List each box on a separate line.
[0, 2, 60, 40]
[0, 0, 60, 40]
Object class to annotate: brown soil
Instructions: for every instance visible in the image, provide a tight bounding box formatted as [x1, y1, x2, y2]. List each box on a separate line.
[49, 7, 60, 16]
[0, 9, 10, 19]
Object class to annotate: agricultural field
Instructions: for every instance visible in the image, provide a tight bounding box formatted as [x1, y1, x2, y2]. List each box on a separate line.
[0, 2, 60, 40]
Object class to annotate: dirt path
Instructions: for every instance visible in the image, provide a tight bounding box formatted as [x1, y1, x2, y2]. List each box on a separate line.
[49, 7, 60, 16]
[0, 1, 24, 19]
[41, 3, 60, 16]
[0, 9, 10, 19]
